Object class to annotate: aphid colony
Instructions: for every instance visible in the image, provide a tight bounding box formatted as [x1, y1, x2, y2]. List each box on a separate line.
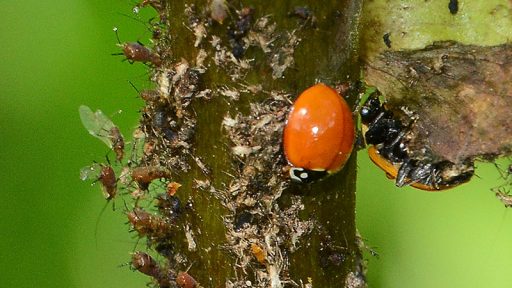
[79, 103, 199, 287]
[80, 4, 214, 285]
[79, 1, 499, 287]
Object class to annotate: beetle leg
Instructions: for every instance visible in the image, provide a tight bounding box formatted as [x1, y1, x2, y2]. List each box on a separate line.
[396, 160, 412, 187]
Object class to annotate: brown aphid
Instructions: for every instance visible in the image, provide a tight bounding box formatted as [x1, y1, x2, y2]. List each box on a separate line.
[176, 271, 198, 288]
[288, 6, 317, 26]
[99, 165, 117, 200]
[131, 251, 172, 287]
[131, 166, 171, 190]
[210, 0, 228, 24]
[113, 28, 161, 66]
[289, 6, 312, 20]
[137, 0, 162, 11]
[140, 89, 161, 103]
[80, 163, 117, 200]
[127, 207, 170, 238]
[132, 251, 160, 277]
[143, 141, 155, 156]
[118, 42, 161, 66]
[156, 193, 181, 219]
[109, 127, 125, 162]
[122, 42, 160, 65]
[128, 81, 161, 103]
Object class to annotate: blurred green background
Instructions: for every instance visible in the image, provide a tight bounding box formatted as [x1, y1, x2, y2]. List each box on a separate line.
[1, 1, 511, 287]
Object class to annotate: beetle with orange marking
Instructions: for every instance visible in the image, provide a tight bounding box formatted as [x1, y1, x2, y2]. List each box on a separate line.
[283, 83, 355, 183]
[360, 91, 474, 191]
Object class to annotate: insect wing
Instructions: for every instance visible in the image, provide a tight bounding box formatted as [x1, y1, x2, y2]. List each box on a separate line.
[80, 163, 102, 181]
[79, 105, 116, 147]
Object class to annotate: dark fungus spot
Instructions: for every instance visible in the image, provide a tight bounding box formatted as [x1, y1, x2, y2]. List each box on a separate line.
[155, 242, 174, 259]
[156, 193, 182, 219]
[288, 6, 312, 20]
[320, 249, 345, 268]
[234, 210, 254, 231]
[448, 0, 458, 15]
[328, 252, 345, 266]
[232, 41, 245, 59]
[153, 109, 167, 128]
[383, 33, 391, 48]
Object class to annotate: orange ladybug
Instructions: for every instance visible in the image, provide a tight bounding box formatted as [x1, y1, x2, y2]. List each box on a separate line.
[283, 83, 355, 182]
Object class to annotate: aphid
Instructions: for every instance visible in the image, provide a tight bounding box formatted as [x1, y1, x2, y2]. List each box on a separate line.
[383, 32, 391, 48]
[227, 7, 254, 59]
[234, 7, 254, 38]
[493, 161, 512, 181]
[127, 207, 170, 238]
[131, 166, 171, 190]
[128, 81, 161, 103]
[131, 251, 172, 287]
[79, 105, 125, 162]
[128, 128, 146, 167]
[156, 192, 181, 219]
[109, 127, 125, 162]
[327, 252, 345, 266]
[140, 90, 161, 103]
[494, 189, 512, 208]
[113, 27, 161, 66]
[283, 83, 355, 183]
[143, 141, 155, 156]
[361, 92, 474, 190]
[319, 247, 346, 268]
[490, 162, 512, 207]
[176, 271, 198, 288]
[288, 6, 317, 27]
[153, 107, 168, 128]
[234, 210, 254, 231]
[131, 251, 161, 278]
[448, 0, 458, 15]
[136, 0, 162, 11]
[210, 0, 228, 24]
[80, 162, 120, 246]
[80, 163, 117, 200]
[288, 6, 313, 20]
